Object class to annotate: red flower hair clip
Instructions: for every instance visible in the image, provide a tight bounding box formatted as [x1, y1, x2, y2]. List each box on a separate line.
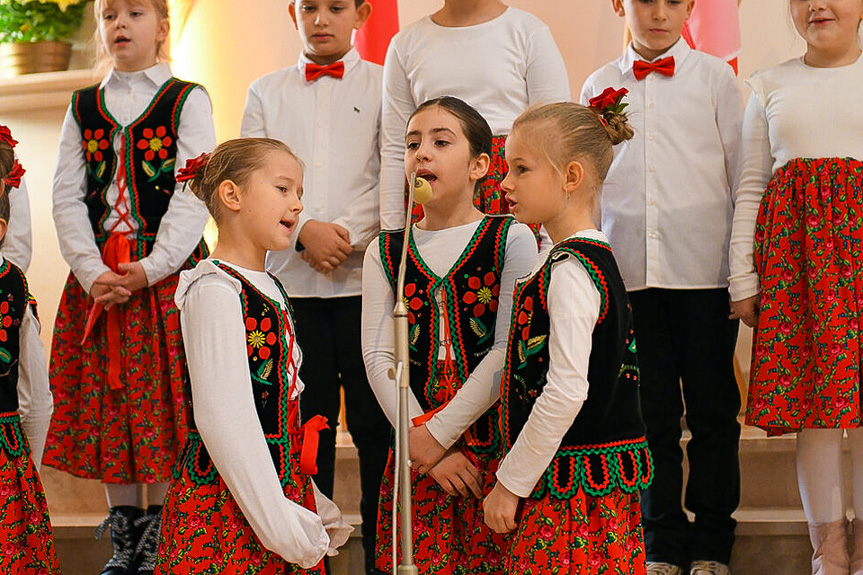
[176, 152, 210, 183]
[0, 125, 18, 149]
[588, 87, 629, 126]
[3, 159, 25, 189]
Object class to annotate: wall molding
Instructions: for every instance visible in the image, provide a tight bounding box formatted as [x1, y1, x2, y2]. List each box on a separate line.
[0, 69, 100, 114]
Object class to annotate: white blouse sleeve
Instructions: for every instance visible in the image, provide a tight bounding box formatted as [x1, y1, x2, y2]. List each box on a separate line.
[424, 223, 538, 449]
[138, 87, 215, 286]
[361, 237, 426, 427]
[52, 104, 111, 294]
[2, 179, 33, 271]
[525, 24, 571, 105]
[180, 269, 329, 568]
[495, 257, 597, 498]
[379, 40, 415, 232]
[17, 306, 52, 468]
[728, 88, 773, 302]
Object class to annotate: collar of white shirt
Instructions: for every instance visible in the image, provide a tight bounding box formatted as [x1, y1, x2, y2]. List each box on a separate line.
[295, 47, 361, 80]
[100, 62, 172, 90]
[618, 37, 691, 79]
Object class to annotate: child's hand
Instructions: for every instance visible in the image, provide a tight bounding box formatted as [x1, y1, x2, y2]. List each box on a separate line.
[298, 221, 353, 273]
[409, 424, 446, 473]
[483, 482, 520, 534]
[426, 448, 482, 498]
[730, 294, 760, 328]
[114, 261, 149, 293]
[91, 271, 132, 309]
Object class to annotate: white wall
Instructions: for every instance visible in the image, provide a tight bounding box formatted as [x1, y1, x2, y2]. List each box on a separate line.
[4, 0, 809, 351]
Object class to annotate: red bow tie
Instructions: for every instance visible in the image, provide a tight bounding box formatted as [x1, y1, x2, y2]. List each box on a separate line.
[305, 61, 345, 82]
[633, 56, 675, 81]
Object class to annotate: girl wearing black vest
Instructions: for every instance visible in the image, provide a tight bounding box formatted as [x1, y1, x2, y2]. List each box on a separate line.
[43, 1, 216, 573]
[156, 138, 350, 574]
[362, 97, 537, 573]
[0, 129, 59, 573]
[484, 98, 652, 573]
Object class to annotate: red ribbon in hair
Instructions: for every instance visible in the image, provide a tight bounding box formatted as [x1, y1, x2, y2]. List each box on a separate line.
[3, 159, 25, 189]
[176, 152, 210, 183]
[0, 125, 18, 149]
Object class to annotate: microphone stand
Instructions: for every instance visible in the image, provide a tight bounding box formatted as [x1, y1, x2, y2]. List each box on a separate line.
[389, 172, 420, 575]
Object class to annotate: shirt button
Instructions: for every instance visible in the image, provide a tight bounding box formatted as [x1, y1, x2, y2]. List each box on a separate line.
[648, 165, 655, 173]
[648, 231, 657, 239]
[315, 162, 323, 168]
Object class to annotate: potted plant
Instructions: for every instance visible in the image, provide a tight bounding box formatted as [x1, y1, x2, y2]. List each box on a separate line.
[0, 0, 90, 75]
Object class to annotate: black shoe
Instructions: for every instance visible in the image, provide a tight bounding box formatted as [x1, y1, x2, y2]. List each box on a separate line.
[133, 505, 163, 575]
[96, 506, 143, 575]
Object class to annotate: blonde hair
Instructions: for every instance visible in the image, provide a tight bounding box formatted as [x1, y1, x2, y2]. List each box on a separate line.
[512, 102, 633, 184]
[188, 138, 302, 222]
[93, 0, 170, 70]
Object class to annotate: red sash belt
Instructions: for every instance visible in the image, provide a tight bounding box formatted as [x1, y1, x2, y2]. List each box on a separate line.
[81, 233, 130, 391]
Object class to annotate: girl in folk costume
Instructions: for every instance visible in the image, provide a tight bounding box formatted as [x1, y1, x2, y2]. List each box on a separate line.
[42, 0, 216, 573]
[729, 1, 863, 572]
[362, 96, 537, 573]
[155, 139, 351, 574]
[484, 98, 652, 574]
[378, 0, 570, 231]
[0, 128, 59, 573]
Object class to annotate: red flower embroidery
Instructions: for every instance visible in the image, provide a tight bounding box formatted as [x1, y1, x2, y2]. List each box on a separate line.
[404, 283, 423, 323]
[517, 296, 534, 340]
[137, 126, 173, 161]
[463, 271, 499, 317]
[82, 128, 110, 162]
[245, 316, 277, 359]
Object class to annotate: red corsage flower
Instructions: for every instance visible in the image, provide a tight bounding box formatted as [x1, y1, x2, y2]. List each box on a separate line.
[3, 159, 25, 189]
[137, 126, 173, 161]
[588, 87, 629, 115]
[0, 125, 18, 149]
[176, 152, 210, 183]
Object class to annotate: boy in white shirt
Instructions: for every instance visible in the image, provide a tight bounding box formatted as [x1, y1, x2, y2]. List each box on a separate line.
[581, 1, 743, 574]
[240, 2, 389, 573]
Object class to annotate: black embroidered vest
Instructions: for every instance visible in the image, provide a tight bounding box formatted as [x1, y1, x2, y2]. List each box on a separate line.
[72, 78, 203, 261]
[380, 215, 513, 454]
[0, 259, 36, 458]
[501, 237, 652, 499]
[178, 264, 308, 497]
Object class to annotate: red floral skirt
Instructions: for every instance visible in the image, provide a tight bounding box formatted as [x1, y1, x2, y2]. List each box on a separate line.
[155, 439, 324, 575]
[43, 271, 189, 483]
[375, 447, 509, 574]
[506, 488, 646, 575]
[748, 157, 863, 435]
[0, 414, 60, 573]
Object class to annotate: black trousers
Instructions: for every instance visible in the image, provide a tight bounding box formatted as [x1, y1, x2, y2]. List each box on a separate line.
[291, 296, 392, 575]
[628, 288, 741, 567]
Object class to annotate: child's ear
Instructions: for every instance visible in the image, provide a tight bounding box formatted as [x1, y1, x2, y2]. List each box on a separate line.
[288, 2, 299, 30]
[217, 180, 243, 213]
[685, 0, 696, 20]
[354, 1, 372, 30]
[610, 0, 626, 18]
[564, 160, 585, 195]
[0, 217, 8, 246]
[469, 153, 491, 183]
[156, 17, 170, 46]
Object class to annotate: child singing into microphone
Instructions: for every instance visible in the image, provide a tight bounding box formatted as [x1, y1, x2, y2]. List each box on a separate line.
[362, 96, 537, 573]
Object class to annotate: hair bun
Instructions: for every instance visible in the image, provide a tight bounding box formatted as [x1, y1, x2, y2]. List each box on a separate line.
[602, 110, 634, 146]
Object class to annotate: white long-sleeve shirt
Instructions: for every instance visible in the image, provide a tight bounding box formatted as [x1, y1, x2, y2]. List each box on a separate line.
[52, 63, 215, 294]
[581, 39, 743, 291]
[176, 260, 350, 567]
[379, 7, 570, 230]
[3, 256, 53, 467]
[361, 218, 537, 449]
[495, 230, 603, 498]
[2, 179, 32, 271]
[728, 53, 863, 301]
[241, 48, 382, 298]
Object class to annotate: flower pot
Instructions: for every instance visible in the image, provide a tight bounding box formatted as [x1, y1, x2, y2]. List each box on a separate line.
[0, 41, 72, 76]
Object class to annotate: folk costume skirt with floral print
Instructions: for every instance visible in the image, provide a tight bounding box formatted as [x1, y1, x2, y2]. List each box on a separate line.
[748, 157, 863, 435]
[0, 414, 60, 573]
[154, 433, 325, 575]
[43, 270, 189, 483]
[375, 445, 509, 574]
[506, 487, 645, 575]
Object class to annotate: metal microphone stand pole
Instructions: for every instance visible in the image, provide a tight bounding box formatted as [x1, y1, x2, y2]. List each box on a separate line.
[391, 172, 419, 575]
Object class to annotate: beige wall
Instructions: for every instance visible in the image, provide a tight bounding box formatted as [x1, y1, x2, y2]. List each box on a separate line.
[3, 0, 807, 350]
